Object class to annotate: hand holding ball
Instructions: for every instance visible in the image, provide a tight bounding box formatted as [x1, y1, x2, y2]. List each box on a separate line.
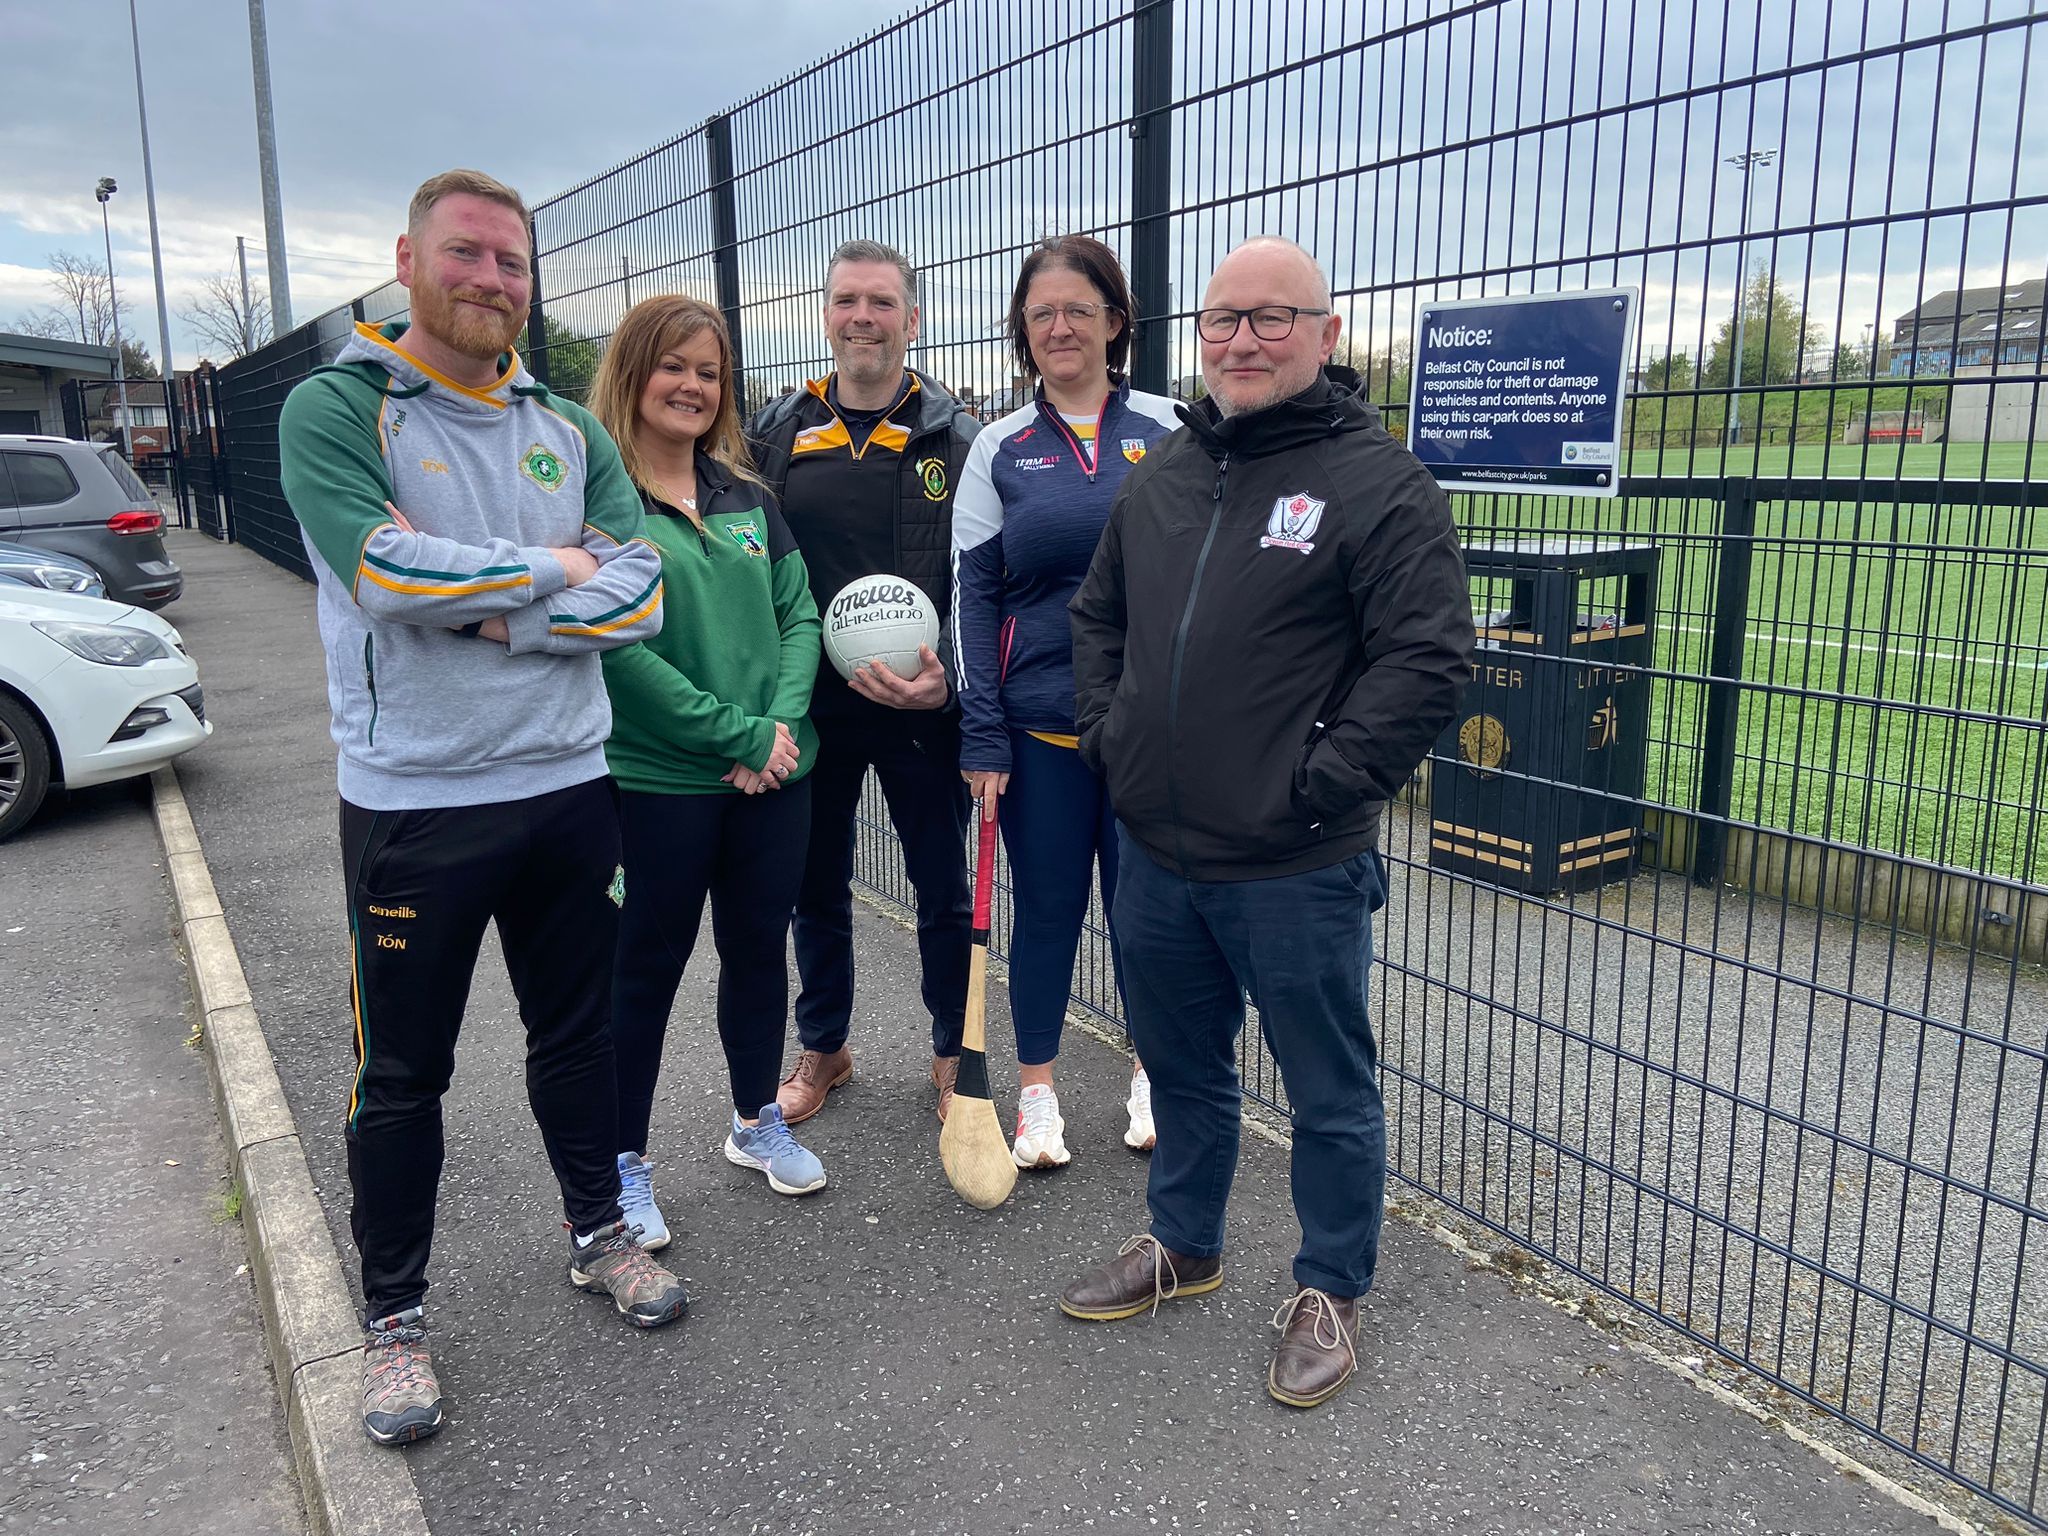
[824, 575, 940, 682]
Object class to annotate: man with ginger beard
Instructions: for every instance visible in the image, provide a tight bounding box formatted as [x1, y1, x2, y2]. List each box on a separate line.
[1061, 237, 1472, 1408]
[279, 168, 686, 1448]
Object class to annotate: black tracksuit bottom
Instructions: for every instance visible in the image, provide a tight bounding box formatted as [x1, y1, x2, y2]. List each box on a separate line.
[339, 776, 625, 1322]
[793, 708, 972, 1058]
[611, 779, 813, 1140]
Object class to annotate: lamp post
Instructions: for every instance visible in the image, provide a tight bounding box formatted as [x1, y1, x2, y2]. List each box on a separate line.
[128, 0, 183, 511]
[95, 177, 134, 462]
[247, 0, 293, 335]
[1723, 148, 1777, 445]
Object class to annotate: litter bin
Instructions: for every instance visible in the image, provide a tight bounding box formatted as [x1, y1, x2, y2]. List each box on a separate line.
[1430, 539, 1657, 894]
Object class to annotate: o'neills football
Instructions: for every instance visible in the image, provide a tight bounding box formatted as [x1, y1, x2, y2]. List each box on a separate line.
[822, 574, 940, 681]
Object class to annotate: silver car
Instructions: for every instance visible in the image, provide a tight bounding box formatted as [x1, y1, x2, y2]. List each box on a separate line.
[0, 435, 182, 609]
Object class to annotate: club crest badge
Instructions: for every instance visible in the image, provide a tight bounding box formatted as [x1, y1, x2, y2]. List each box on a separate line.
[519, 443, 568, 493]
[606, 865, 626, 908]
[1121, 437, 1146, 463]
[917, 456, 948, 500]
[726, 520, 768, 557]
[1260, 491, 1325, 554]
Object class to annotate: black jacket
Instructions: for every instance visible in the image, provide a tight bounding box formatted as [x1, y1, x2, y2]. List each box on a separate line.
[1070, 367, 1472, 880]
[748, 369, 982, 697]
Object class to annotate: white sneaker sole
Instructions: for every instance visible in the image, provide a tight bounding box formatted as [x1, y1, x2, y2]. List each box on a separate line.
[1124, 1120, 1156, 1152]
[630, 1228, 672, 1253]
[723, 1136, 828, 1196]
[1013, 1135, 1072, 1169]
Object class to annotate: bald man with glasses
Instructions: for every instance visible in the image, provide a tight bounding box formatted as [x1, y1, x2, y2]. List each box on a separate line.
[1062, 237, 1473, 1409]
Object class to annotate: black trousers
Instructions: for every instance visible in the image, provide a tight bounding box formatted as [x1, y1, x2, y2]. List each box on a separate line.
[612, 779, 812, 1142]
[339, 777, 624, 1322]
[793, 708, 972, 1058]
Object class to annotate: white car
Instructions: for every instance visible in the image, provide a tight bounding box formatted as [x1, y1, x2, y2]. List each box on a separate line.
[0, 583, 211, 839]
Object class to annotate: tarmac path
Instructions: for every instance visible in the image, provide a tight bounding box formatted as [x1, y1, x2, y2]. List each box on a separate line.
[156, 528, 1954, 1535]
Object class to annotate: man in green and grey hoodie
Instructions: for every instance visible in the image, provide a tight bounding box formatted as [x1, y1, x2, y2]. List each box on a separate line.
[278, 168, 687, 1449]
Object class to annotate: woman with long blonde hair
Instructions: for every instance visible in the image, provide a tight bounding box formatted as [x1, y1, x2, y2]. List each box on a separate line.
[591, 294, 827, 1246]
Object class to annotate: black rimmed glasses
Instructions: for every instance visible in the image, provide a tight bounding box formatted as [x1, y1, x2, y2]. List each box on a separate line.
[1195, 305, 1329, 343]
[1023, 300, 1116, 330]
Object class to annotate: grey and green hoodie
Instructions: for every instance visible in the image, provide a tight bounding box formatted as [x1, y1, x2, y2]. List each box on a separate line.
[279, 321, 664, 810]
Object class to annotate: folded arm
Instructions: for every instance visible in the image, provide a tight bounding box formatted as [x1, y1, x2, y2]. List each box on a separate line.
[280, 378, 571, 627]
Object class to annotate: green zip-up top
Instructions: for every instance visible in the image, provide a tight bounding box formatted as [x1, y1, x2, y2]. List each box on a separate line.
[602, 457, 821, 794]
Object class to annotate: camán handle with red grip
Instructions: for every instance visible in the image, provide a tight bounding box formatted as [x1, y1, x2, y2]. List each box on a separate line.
[971, 807, 998, 935]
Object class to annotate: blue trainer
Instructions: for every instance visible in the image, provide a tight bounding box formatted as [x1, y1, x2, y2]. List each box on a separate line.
[723, 1103, 828, 1196]
[616, 1150, 670, 1251]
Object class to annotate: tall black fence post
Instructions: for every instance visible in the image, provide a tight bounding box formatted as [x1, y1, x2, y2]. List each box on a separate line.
[160, 375, 190, 529]
[1692, 475, 1757, 885]
[526, 230, 552, 390]
[706, 112, 745, 377]
[1128, 0, 1174, 394]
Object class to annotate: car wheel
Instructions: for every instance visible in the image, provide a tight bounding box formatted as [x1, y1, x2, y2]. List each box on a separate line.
[0, 692, 53, 841]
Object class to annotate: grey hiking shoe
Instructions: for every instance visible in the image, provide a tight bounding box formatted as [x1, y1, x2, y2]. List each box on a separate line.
[361, 1307, 443, 1445]
[568, 1220, 688, 1327]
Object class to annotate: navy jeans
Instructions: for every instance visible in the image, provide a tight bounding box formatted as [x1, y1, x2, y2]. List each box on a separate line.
[997, 730, 1124, 1065]
[1113, 827, 1388, 1298]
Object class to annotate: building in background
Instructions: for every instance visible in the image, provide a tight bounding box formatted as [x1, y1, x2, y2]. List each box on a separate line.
[0, 333, 116, 436]
[78, 378, 173, 465]
[1888, 278, 2046, 376]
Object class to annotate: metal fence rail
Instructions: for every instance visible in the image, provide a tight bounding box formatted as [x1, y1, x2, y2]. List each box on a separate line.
[194, 0, 2047, 1521]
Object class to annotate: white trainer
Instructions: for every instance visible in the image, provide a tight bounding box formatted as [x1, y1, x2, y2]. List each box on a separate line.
[1124, 1066, 1156, 1152]
[1013, 1083, 1071, 1169]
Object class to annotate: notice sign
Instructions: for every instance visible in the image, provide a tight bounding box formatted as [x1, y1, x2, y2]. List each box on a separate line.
[1407, 287, 1637, 497]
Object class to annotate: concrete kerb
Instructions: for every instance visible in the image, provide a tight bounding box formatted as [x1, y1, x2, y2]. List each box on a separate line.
[150, 765, 431, 1536]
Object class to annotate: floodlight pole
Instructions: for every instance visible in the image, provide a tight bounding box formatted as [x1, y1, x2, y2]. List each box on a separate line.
[1724, 147, 1777, 445]
[129, 0, 182, 505]
[248, 0, 294, 334]
[97, 180, 134, 461]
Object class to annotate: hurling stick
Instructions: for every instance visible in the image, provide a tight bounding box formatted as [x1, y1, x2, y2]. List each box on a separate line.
[939, 806, 1018, 1210]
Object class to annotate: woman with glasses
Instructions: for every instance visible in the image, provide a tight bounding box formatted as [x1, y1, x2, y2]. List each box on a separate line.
[591, 294, 829, 1247]
[950, 235, 1181, 1169]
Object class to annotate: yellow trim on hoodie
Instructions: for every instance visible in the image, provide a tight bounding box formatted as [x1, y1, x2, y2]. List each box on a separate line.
[359, 564, 533, 598]
[352, 321, 520, 408]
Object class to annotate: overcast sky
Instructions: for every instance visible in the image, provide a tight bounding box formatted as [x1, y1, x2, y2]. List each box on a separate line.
[0, 0, 906, 364]
[6, 0, 2035, 391]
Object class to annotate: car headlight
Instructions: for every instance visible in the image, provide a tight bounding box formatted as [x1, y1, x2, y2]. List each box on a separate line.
[31, 619, 175, 666]
[1, 562, 100, 595]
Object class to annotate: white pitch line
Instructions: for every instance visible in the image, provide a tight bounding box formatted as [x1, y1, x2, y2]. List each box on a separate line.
[1660, 619, 2048, 670]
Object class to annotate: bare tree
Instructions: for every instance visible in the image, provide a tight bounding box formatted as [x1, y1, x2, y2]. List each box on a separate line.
[9, 250, 124, 348]
[46, 251, 116, 347]
[178, 271, 272, 361]
[9, 308, 72, 339]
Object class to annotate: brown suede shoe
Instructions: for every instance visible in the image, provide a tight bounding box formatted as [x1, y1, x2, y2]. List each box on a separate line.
[930, 1054, 959, 1122]
[775, 1046, 852, 1125]
[1267, 1286, 1359, 1408]
[1058, 1234, 1224, 1321]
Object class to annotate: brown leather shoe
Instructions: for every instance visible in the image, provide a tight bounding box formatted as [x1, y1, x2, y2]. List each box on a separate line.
[1267, 1286, 1359, 1408]
[1058, 1234, 1223, 1321]
[930, 1054, 959, 1122]
[775, 1046, 852, 1125]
